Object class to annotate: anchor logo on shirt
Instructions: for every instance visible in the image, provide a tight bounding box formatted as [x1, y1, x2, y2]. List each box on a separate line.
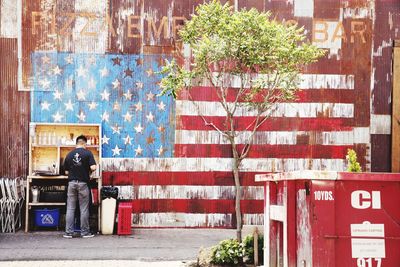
[73, 153, 81, 165]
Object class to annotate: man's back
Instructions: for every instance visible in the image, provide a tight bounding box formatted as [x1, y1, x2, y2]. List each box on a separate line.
[64, 147, 96, 182]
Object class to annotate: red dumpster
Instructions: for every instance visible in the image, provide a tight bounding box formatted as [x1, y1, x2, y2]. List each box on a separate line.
[255, 171, 400, 267]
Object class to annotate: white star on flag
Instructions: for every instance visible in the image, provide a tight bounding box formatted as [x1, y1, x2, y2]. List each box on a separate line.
[53, 65, 62, 75]
[135, 101, 143, 111]
[99, 66, 108, 77]
[146, 92, 155, 101]
[76, 89, 86, 101]
[101, 111, 110, 122]
[102, 134, 110, 144]
[146, 68, 154, 77]
[100, 89, 110, 101]
[134, 123, 143, 133]
[123, 90, 133, 100]
[88, 101, 98, 110]
[53, 89, 63, 100]
[112, 124, 121, 134]
[41, 101, 51, 111]
[52, 112, 63, 122]
[77, 65, 87, 77]
[113, 101, 121, 111]
[76, 111, 86, 122]
[112, 79, 121, 89]
[88, 77, 97, 89]
[124, 111, 132, 122]
[135, 145, 143, 156]
[65, 55, 73, 64]
[112, 145, 122, 156]
[146, 112, 155, 122]
[157, 145, 165, 156]
[158, 124, 165, 133]
[123, 134, 132, 145]
[39, 78, 51, 89]
[136, 81, 143, 89]
[64, 100, 74, 111]
[41, 55, 51, 64]
[157, 101, 166, 111]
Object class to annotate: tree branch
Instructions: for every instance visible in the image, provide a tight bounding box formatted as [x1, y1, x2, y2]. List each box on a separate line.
[187, 91, 230, 139]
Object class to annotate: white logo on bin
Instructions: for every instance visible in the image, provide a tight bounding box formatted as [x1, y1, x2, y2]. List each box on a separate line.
[41, 214, 54, 225]
[351, 190, 381, 209]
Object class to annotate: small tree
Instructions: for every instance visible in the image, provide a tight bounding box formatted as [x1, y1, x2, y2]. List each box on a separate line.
[160, 0, 325, 241]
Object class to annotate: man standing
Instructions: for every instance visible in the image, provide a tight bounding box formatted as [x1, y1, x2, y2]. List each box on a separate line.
[63, 135, 96, 238]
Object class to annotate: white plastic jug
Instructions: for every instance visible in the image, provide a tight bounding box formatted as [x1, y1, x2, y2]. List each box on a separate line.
[101, 198, 116, 235]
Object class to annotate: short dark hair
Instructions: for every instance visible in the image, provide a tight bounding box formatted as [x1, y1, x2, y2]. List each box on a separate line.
[76, 135, 87, 144]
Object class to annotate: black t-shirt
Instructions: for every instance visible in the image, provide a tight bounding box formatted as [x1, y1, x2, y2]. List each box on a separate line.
[64, 147, 96, 182]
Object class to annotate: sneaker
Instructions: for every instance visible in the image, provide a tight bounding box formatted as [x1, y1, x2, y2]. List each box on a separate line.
[63, 233, 73, 239]
[81, 233, 95, 238]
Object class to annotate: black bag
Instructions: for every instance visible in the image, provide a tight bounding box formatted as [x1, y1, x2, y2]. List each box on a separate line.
[101, 186, 118, 199]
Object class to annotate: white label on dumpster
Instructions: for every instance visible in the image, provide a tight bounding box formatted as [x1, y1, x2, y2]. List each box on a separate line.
[351, 222, 384, 237]
[314, 190, 334, 201]
[351, 238, 385, 258]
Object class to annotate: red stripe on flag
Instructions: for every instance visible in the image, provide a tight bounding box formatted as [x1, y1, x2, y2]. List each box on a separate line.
[102, 171, 265, 186]
[180, 87, 354, 103]
[177, 116, 354, 131]
[304, 58, 354, 75]
[174, 144, 354, 158]
[130, 199, 263, 213]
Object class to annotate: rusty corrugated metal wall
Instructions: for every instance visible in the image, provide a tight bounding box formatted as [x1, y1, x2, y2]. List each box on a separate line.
[370, 0, 399, 171]
[0, 0, 399, 227]
[0, 0, 30, 177]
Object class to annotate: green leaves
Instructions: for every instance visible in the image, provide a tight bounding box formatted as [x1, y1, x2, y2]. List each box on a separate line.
[158, 59, 193, 98]
[211, 239, 245, 265]
[160, 0, 325, 103]
[346, 149, 362, 172]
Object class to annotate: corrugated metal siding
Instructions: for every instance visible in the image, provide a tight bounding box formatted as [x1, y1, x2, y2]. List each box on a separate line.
[370, 0, 399, 171]
[239, 0, 374, 170]
[0, 0, 399, 225]
[0, 38, 30, 177]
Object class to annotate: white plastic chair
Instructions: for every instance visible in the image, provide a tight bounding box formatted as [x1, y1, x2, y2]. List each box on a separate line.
[0, 178, 12, 232]
[12, 177, 25, 230]
[4, 178, 17, 233]
[0, 178, 6, 232]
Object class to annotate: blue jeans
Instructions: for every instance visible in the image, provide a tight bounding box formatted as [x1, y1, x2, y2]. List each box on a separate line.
[65, 181, 90, 235]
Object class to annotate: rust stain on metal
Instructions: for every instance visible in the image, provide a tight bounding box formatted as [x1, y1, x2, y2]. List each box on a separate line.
[0, 38, 30, 177]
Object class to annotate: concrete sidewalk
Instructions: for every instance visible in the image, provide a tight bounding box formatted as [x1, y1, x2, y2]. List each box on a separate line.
[0, 260, 186, 267]
[0, 229, 235, 262]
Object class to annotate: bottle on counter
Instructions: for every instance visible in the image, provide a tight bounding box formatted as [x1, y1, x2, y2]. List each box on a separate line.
[87, 136, 92, 145]
[51, 132, 56, 145]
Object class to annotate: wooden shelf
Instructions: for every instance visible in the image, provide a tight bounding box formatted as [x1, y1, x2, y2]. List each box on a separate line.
[60, 145, 99, 148]
[28, 175, 101, 179]
[29, 202, 66, 206]
[32, 145, 100, 148]
[27, 122, 102, 232]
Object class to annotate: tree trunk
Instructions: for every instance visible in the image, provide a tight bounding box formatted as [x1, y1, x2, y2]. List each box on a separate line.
[233, 159, 242, 242]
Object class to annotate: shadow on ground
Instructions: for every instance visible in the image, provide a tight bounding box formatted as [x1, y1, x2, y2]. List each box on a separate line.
[0, 229, 235, 262]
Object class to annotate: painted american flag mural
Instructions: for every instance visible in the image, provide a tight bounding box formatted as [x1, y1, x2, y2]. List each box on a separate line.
[30, 50, 365, 227]
[25, 0, 371, 228]
[31, 52, 174, 158]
